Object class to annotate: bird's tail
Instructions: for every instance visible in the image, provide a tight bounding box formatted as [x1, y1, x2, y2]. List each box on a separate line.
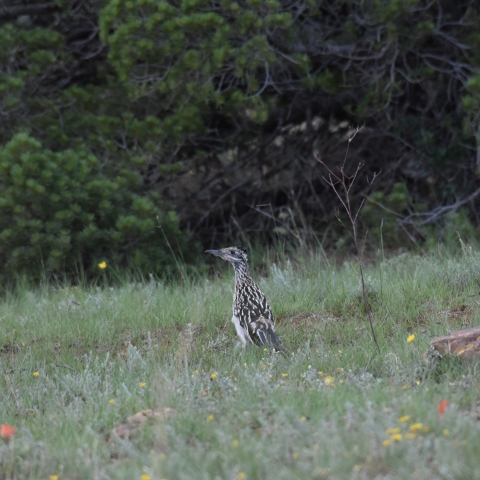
[258, 328, 289, 354]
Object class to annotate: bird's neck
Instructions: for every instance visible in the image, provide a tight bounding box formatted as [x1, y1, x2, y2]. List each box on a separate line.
[233, 263, 253, 288]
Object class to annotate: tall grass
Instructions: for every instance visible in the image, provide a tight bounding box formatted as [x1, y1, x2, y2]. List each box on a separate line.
[1, 245, 479, 479]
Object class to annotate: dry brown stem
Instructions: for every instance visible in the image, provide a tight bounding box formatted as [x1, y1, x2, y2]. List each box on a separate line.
[315, 126, 381, 354]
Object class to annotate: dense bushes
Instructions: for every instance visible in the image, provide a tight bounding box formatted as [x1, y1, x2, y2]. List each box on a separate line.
[0, 134, 195, 280]
[98, 0, 480, 242]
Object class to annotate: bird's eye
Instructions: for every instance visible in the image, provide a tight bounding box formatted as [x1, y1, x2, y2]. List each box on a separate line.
[230, 250, 236, 255]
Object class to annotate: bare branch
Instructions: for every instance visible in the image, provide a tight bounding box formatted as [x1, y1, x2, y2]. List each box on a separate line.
[315, 132, 381, 354]
[401, 185, 480, 226]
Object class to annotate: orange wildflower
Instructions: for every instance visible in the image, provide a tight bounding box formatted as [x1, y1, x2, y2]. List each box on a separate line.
[437, 400, 449, 415]
[0, 424, 16, 439]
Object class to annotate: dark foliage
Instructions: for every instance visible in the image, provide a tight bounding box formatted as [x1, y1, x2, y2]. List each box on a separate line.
[1, 0, 480, 279]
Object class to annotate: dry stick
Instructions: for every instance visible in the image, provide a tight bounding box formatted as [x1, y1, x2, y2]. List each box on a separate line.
[315, 126, 381, 354]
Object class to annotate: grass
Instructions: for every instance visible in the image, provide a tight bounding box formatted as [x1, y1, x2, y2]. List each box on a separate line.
[1, 245, 480, 479]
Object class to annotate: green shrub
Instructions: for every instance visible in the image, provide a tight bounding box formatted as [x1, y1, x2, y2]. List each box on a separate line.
[361, 182, 412, 247]
[0, 133, 196, 282]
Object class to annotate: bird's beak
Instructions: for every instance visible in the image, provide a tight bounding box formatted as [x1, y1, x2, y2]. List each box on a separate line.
[205, 249, 222, 257]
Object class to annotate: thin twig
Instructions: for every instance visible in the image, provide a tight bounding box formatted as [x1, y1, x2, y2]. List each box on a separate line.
[362, 194, 406, 218]
[315, 126, 381, 354]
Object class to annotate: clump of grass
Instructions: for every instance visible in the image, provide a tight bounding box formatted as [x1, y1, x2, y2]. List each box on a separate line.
[0, 246, 479, 479]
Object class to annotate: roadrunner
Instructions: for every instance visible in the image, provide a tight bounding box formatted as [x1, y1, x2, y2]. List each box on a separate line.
[206, 246, 284, 351]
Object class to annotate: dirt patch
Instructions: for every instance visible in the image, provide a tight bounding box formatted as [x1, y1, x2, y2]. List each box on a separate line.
[446, 304, 476, 326]
[414, 302, 477, 331]
[0, 343, 19, 355]
[109, 407, 177, 443]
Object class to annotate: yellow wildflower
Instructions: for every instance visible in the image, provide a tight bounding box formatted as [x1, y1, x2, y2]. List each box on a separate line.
[109, 399, 115, 404]
[292, 452, 298, 459]
[324, 375, 334, 385]
[232, 439, 239, 448]
[33, 371, 39, 377]
[407, 334, 415, 342]
[50, 476, 59, 480]
[300, 416, 307, 421]
[139, 382, 146, 388]
[398, 415, 410, 423]
[409, 423, 423, 432]
[382, 439, 391, 446]
[386, 427, 401, 435]
[443, 429, 450, 436]
[141, 475, 151, 480]
[282, 373, 288, 377]
[98, 261, 107, 269]
[206, 415, 214, 422]
[237, 473, 245, 479]
[405, 433, 416, 439]
[210, 372, 217, 380]
[391, 433, 402, 442]
[353, 465, 362, 472]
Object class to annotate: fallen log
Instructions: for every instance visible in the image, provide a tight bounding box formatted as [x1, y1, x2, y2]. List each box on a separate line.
[430, 325, 480, 359]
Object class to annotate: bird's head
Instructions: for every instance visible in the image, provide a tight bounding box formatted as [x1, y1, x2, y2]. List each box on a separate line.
[205, 246, 248, 266]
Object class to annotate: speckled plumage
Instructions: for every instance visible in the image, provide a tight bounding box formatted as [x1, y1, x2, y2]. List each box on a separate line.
[206, 246, 284, 351]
